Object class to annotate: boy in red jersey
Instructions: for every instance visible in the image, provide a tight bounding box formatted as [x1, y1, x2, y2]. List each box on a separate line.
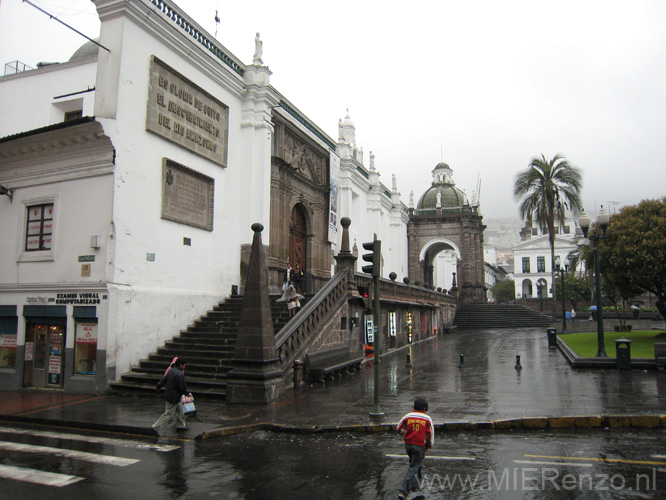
[396, 398, 434, 499]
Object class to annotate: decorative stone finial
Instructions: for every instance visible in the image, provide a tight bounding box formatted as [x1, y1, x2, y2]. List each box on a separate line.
[339, 217, 352, 254]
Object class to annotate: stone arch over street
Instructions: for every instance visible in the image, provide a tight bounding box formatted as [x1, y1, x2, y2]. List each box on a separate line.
[407, 162, 487, 304]
[418, 238, 461, 291]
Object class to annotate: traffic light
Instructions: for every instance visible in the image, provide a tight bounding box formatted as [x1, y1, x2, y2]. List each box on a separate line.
[361, 237, 381, 277]
[357, 285, 372, 312]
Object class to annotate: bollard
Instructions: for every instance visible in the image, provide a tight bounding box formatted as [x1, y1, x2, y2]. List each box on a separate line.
[546, 328, 557, 348]
[515, 355, 522, 370]
[405, 353, 412, 368]
[459, 354, 465, 368]
[293, 359, 303, 386]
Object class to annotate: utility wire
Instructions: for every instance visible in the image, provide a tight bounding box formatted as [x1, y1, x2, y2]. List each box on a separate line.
[23, 0, 110, 53]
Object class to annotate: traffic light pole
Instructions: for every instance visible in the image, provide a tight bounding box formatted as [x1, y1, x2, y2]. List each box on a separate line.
[369, 271, 384, 418]
[362, 235, 384, 419]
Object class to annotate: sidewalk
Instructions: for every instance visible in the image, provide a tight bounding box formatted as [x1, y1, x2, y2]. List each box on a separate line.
[1, 327, 665, 439]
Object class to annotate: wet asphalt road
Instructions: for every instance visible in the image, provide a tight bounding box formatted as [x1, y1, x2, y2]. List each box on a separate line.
[2, 425, 665, 499]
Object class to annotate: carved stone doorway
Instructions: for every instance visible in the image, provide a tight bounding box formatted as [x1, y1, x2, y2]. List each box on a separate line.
[289, 205, 307, 273]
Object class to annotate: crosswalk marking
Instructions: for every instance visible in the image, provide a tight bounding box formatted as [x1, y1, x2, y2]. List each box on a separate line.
[386, 454, 476, 461]
[0, 441, 139, 466]
[525, 454, 666, 467]
[514, 459, 593, 467]
[0, 426, 179, 452]
[0, 464, 84, 487]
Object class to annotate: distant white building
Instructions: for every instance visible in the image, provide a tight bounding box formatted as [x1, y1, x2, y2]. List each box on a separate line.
[510, 218, 580, 299]
[485, 261, 508, 302]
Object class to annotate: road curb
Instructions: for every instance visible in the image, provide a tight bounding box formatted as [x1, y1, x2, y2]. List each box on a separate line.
[3, 412, 664, 440]
[196, 414, 666, 440]
[0, 413, 154, 437]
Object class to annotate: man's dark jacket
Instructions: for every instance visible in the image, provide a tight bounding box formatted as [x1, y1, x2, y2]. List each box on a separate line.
[157, 367, 187, 404]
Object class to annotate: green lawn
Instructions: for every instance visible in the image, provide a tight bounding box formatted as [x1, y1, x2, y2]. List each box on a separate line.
[559, 330, 666, 358]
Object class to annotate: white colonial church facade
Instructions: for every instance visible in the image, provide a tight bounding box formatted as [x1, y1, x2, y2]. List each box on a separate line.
[0, 0, 478, 393]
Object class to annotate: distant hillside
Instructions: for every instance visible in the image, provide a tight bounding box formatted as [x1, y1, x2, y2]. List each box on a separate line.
[484, 218, 523, 251]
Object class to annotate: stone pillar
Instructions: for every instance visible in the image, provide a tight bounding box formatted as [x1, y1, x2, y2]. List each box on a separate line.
[226, 223, 284, 404]
[334, 217, 357, 289]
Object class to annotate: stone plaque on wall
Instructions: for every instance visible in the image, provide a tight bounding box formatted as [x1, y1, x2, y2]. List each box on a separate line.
[162, 158, 214, 231]
[147, 57, 229, 167]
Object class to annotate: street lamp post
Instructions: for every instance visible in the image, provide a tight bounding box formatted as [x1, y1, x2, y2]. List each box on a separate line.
[578, 207, 611, 358]
[555, 256, 569, 332]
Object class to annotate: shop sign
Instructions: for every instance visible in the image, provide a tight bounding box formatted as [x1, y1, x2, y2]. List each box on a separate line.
[26, 296, 54, 304]
[48, 356, 61, 374]
[365, 318, 374, 344]
[55, 292, 102, 305]
[76, 323, 98, 344]
[389, 312, 397, 337]
[0, 335, 17, 347]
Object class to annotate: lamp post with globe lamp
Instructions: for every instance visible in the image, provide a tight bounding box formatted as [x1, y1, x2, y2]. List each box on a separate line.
[578, 207, 611, 358]
[555, 255, 569, 333]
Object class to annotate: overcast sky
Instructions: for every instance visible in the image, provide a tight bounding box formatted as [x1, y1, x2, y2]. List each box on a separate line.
[2, 0, 665, 220]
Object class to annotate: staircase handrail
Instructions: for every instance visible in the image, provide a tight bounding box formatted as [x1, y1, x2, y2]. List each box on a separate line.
[274, 270, 349, 371]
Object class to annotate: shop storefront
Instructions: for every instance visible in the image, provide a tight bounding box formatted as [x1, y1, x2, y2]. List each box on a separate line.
[23, 306, 67, 388]
[0, 291, 106, 393]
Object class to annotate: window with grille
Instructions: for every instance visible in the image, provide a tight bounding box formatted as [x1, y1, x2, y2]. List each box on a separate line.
[25, 204, 54, 251]
[64, 110, 83, 121]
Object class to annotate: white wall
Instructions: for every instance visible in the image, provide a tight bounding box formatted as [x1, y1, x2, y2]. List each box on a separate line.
[0, 59, 97, 138]
[335, 151, 409, 280]
[90, 3, 270, 374]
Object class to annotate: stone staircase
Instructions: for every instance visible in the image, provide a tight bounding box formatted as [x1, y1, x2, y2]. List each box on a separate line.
[454, 304, 552, 330]
[109, 294, 304, 399]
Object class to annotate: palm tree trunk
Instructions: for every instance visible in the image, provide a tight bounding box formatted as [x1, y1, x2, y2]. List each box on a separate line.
[550, 244, 557, 321]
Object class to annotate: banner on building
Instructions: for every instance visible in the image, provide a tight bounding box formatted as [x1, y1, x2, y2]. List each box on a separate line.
[328, 151, 340, 243]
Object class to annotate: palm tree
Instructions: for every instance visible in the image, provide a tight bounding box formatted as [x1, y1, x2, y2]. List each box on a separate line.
[514, 154, 583, 318]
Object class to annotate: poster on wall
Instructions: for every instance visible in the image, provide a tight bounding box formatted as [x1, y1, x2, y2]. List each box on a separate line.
[328, 151, 340, 243]
[76, 323, 98, 344]
[48, 356, 61, 374]
[24, 342, 33, 361]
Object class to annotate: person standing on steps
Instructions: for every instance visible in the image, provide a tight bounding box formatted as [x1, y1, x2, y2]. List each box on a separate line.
[152, 357, 191, 436]
[278, 285, 304, 317]
[293, 264, 304, 294]
[285, 263, 294, 289]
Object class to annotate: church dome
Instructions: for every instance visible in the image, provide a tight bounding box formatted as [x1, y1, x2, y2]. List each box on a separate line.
[416, 162, 468, 209]
[69, 40, 99, 62]
[340, 112, 354, 129]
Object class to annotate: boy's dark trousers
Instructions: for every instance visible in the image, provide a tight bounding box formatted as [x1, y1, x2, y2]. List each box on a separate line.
[401, 443, 425, 493]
